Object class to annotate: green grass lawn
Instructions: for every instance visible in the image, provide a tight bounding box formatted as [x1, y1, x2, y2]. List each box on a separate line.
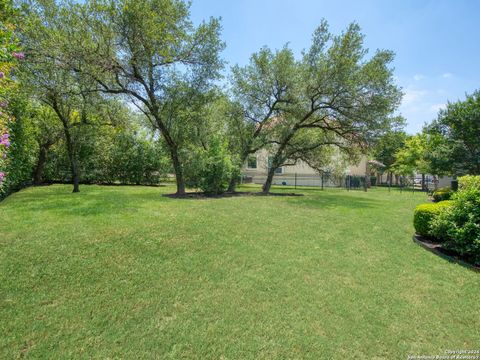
[1, 185, 479, 359]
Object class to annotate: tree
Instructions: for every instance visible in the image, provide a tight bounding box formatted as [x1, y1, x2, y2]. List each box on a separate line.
[373, 128, 407, 185]
[258, 21, 402, 193]
[393, 128, 454, 190]
[0, 0, 22, 190]
[228, 47, 298, 191]
[392, 134, 426, 177]
[19, 1, 94, 192]
[66, 0, 225, 195]
[30, 105, 62, 185]
[427, 91, 480, 175]
[20, 1, 141, 192]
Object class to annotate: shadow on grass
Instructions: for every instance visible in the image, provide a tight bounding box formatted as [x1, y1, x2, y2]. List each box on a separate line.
[6, 184, 380, 217]
[163, 191, 303, 199]
[5, 185, 172, 217]
[284, 191, 382, 210]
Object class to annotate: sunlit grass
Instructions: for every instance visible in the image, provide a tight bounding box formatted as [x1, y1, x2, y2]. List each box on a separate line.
[1, 184, 478, 359]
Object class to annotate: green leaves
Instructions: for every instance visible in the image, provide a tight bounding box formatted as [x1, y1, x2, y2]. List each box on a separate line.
[427, 91, 480, 175]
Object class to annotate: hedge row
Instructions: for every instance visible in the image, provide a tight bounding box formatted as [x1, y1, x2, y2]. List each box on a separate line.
[413, 200, 454, 237]
[414, 175, 480, 265]
[431, 187, 453, 202]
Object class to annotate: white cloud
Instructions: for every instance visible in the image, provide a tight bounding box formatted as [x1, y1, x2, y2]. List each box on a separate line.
[429, 103, 446, 113]
[402, 88, 427, 105]
[442, 72, 453, 78]
[413, 74, 425, 81]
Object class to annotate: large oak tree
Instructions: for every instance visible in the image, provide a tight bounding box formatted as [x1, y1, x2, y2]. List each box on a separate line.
[71, 0, 225, 195]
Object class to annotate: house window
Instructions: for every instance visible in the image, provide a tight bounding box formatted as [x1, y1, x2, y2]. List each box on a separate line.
[267, 156, 283, 174]
[247, 156, 257, 169]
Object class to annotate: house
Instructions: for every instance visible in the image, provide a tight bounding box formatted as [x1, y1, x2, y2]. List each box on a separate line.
[241, 149, 369, 187]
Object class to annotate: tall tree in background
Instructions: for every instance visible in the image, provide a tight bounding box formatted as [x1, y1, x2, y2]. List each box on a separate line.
[427, 91, 480, 175]
[28, 105, 62, 185]
[20, 1, 96, 192]
[69, 0, 225, 195]
[392, 134, 428, 187]
[260, 21, 402, 193]
[228, 47, 298, 191]
[373, 128, 407, 185]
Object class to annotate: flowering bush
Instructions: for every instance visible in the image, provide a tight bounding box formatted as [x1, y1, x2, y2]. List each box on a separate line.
[0, 1, 22, 190]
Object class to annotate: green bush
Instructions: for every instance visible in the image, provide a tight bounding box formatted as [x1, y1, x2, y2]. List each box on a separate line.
[458, 175, 480, 191]
[0, 105, 38, 200]
[431, 175, 480, 264]
[184, 137, 234, 195]
[43, 130, 168, 185]
[432, 187, 452, 202]
[413, 200, 454, 238]
[199, 139, 233, 195]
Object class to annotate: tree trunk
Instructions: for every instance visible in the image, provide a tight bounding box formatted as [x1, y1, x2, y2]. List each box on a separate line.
[170, 146, 185, 195]
[228, 151, 249, 192]
[421, 173, 426, 192]
[389, 172, 393, 187]
[227, 176, 237, 193]
[262, 164, 277, 194]
[51, 99, 80, 193]
[72, 160, 80, 193]
[262, 128, 299, 194]
[364, 161, 370, 191]
[63, 124, 80, 193]
[33, 144, 50, 185]
[151, 112, 186, 195]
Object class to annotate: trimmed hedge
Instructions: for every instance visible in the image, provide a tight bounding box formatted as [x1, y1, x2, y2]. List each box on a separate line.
[459, 175, 480, 191]
[413, 200, 454, 238]
[432, 187, 452, 202]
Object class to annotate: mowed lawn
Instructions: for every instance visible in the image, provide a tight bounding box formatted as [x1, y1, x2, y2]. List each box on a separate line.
[1, 185, 478, 359]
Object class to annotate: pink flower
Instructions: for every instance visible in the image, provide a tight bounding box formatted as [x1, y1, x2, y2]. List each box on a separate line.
[0, 72, 4, 79]
[0, 133, 9, 148]
[12, 52, 25, 60]
[0, 172, 5, 183]
[0, 101, 7, 108]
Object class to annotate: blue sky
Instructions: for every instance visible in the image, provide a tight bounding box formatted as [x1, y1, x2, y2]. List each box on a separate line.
[190, 0, 480, 134]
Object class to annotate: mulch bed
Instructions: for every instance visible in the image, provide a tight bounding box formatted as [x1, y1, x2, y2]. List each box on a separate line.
[164, 191, 304, 199]
[412, 234, 480, 272]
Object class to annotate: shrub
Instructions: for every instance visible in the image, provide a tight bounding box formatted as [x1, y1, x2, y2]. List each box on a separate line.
[432, 187, 452, 202]
[184, 137, 234, 195]
[458, 175, 480, 191]
[431, 175, 480, 264]
[413, 200, 454, 238]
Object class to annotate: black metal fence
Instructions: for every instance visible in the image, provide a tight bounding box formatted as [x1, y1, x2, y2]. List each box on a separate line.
[241, 173, 367, 190]
[241, 172, 435, 192]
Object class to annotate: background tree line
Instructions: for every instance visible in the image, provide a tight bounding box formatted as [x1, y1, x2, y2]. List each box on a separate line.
[372, 90, 480, 190]
[1, 0, 404, 198]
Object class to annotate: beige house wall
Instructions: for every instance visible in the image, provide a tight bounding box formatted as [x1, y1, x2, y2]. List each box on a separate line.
[241, 149, 368, 187]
